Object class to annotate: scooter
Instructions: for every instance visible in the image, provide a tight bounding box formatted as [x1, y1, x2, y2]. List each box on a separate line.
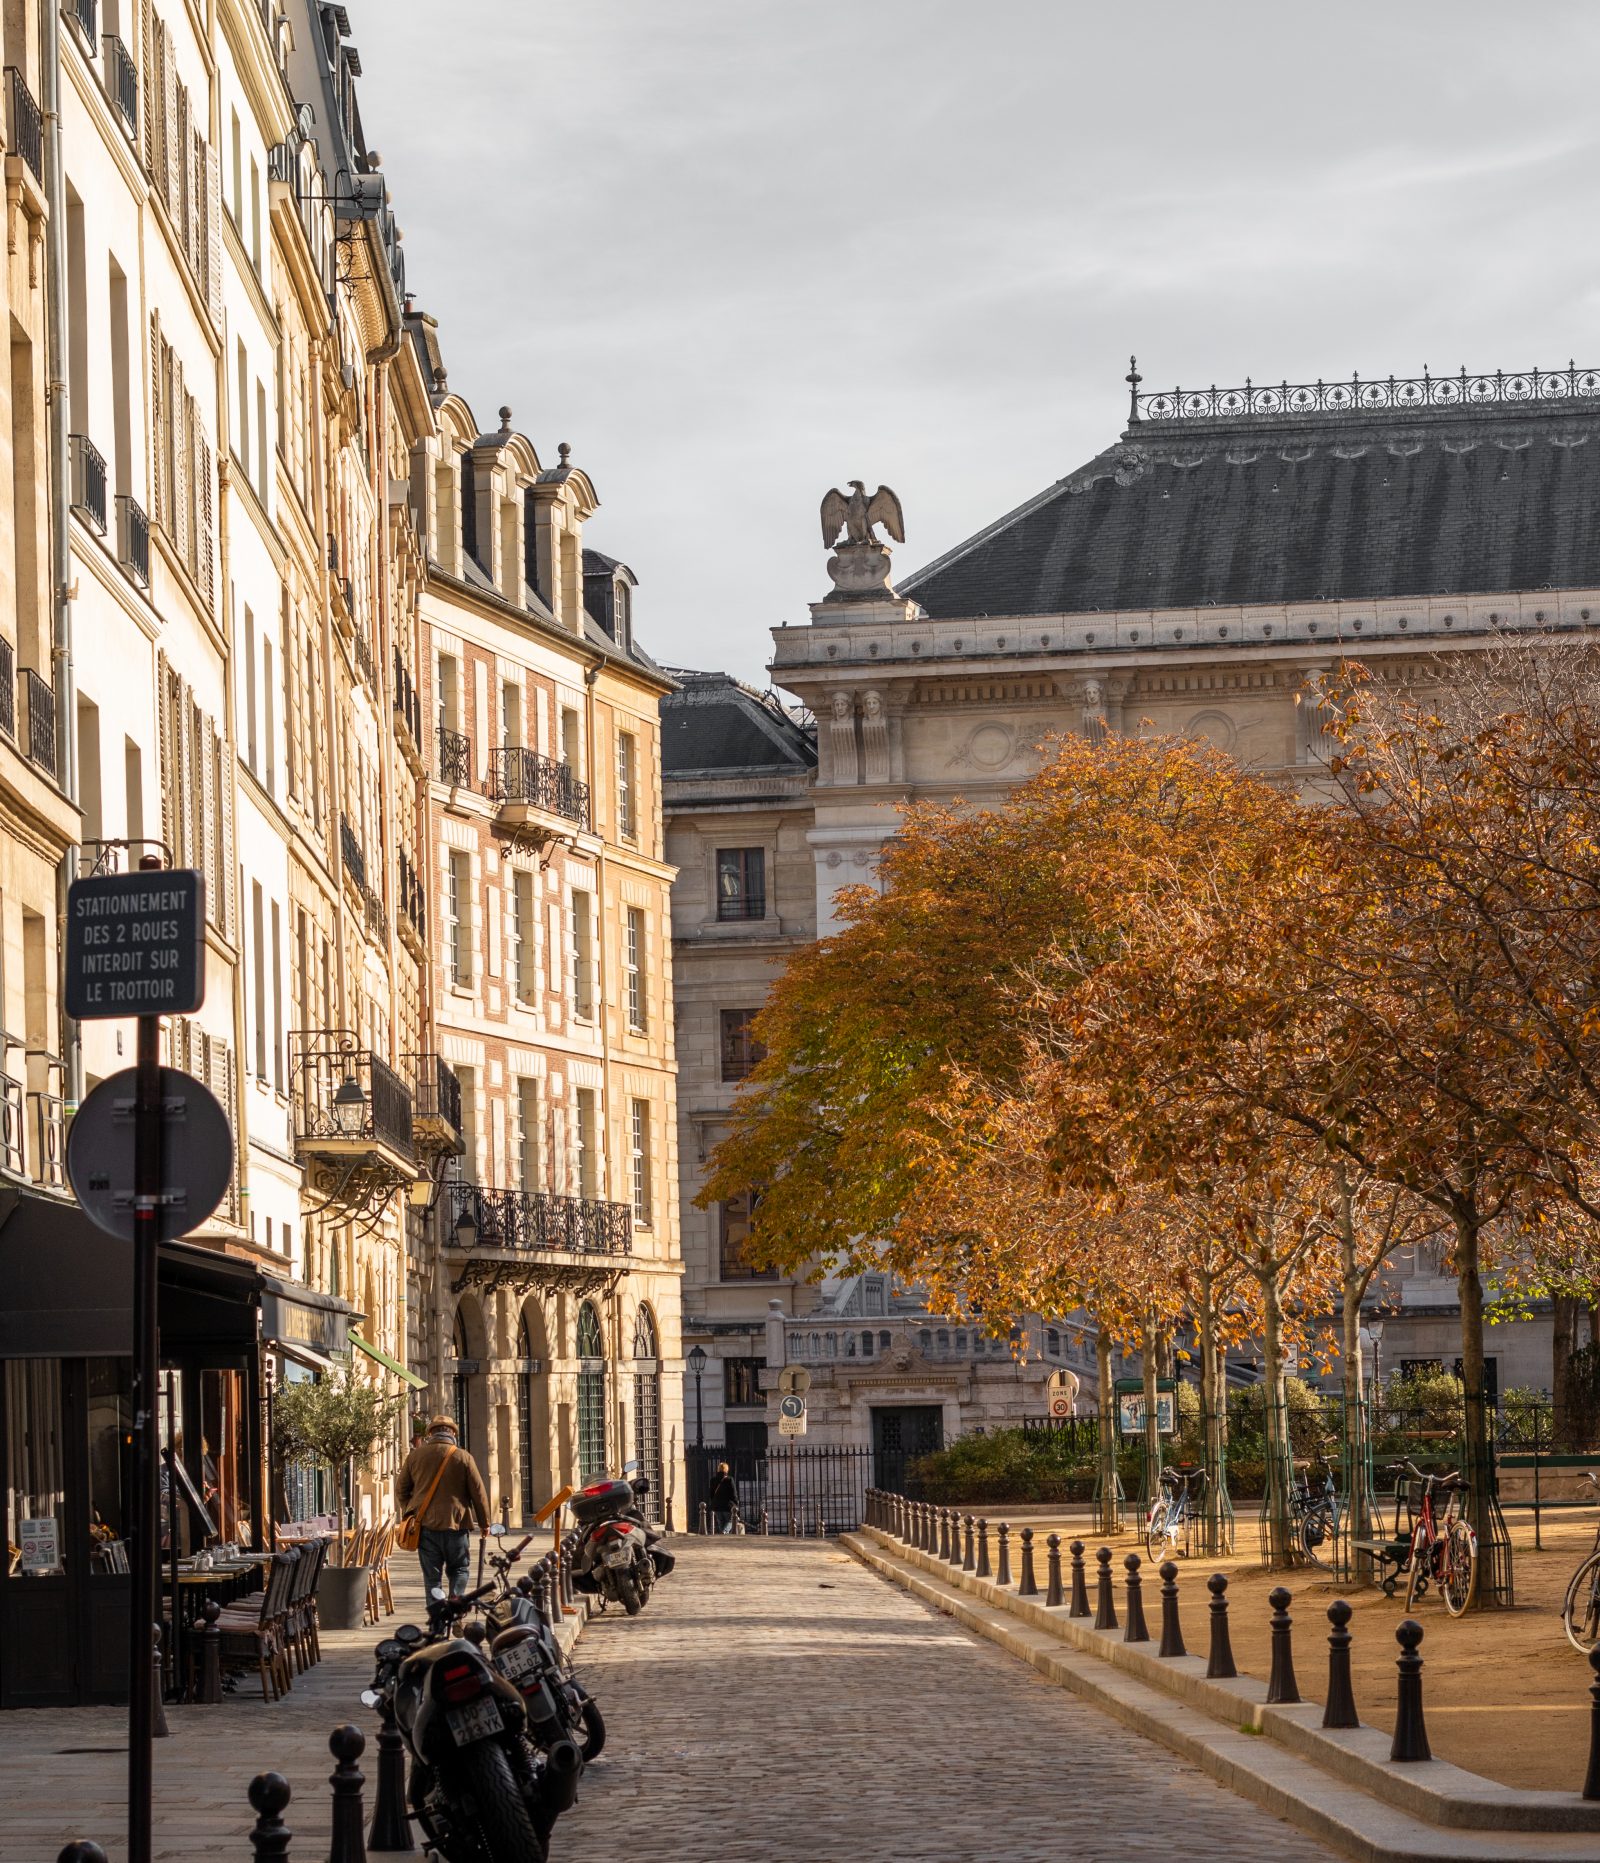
[569, 1475, 674, 1616]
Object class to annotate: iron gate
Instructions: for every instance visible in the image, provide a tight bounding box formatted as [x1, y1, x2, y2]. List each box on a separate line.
[687, 1443, 896, 1535]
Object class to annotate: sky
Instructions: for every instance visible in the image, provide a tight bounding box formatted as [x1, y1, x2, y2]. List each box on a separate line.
[356, 0, 1600, 686]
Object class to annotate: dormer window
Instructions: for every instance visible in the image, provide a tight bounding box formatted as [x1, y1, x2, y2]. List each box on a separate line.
[459, 451, 477, 566]
[615, 580, 631, 652]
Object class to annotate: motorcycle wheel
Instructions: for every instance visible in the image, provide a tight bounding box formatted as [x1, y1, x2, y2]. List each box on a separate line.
[576, 1695, 606, 1761]
[614, 1570, 642, 1615]
[460, 1739, 547, 1863]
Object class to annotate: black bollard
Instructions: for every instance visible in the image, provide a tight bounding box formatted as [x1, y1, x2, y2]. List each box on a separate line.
[1045, 1534, 1064, 1608]
[152, 1623, 169, 1737]
[1390, 1619, 1430, 1762]
[1266, 1586, 1300, 1704]
[200, 1599, 223, 1704]
[946, 1510, 963, 1568]
[56, 1846, 108, 1862]
[962, 1514, 975, 1571]
[1584, 1647, 1600, 1799]
[328, 1724, 367, 1863]
[935, 1509, 947, 1560]
[1205, 1573, 1237, 1680]
[1018, 1528, 1039, 1597]
[1093, 1546, 1119, 1630]
[1322, 1600, 1358, 1729]
[996, 1523, 1012, 1587]
[248, 1772, 294, 1860]
[917, 1503, 930, 1553]
[975, 1518, 991, 1578]
[1068, 1540, 1090, 1618]
[1123, 1553, 1151, 1643]
[1157, 1561, 1186, 1658]
[367, 1692, 415, 1852]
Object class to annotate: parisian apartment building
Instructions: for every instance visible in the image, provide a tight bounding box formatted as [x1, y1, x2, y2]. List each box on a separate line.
[0, 0, 684, 1710]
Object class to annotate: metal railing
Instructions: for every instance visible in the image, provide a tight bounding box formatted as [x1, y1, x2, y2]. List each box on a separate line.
[116, 493, 150, 585]
[23, 669, 56, 775]
[0, 1074, 22, 1174]
[397, 848, 426, 942]
[406, 1053, 462, 1139]
[444, 1182, 633, 1257]
[70, 434, 108, 532]
[1135, 361, 1600, 425]
[288, 1033, 415, 1162]
[437, 724, 472, 787]
[5, 67, 43, 182]
[103, 33, 137, 137]
[0, 636, 14, 741]
[687, 1444, 878, 1536]
[30, 1087, 64, 1189]
[361, 879, 385, 942]
[485, 746, 590, 827]
[338, 812, 366, 891]
[351, 621, 376, 691]
[66, 0, 98, 44]
[392, 649, 422, 748]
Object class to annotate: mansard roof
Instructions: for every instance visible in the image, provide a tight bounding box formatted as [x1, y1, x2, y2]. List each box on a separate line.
[901, 366, 1600, 621]
[661, 669, 817, 779]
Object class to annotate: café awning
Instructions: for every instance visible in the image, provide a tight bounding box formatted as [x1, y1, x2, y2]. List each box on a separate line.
[350, 1329, 425, 1389]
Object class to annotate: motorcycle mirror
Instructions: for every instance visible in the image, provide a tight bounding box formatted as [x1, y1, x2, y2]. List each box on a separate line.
[360, 1689, 381, 1709]
[630, 1476, 650, 1495]
[395, 1624, 424, 1644]
[490, 1523, 507, 1537]
[431, 1585, 449, 1600]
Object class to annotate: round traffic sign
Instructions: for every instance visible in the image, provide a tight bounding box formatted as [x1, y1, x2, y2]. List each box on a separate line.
[1050, 1395, 1074, 1418]
[67, 1067, 235, 1243]
[779, 1393, 806, 1420]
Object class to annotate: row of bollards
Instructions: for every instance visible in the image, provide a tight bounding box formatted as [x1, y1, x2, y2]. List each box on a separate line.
[864, 1489, 1600, 1792]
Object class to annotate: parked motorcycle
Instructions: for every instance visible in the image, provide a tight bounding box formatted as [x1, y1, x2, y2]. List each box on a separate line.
[479, 1529, 606, 1762]
[570, 1475, 674, 1616]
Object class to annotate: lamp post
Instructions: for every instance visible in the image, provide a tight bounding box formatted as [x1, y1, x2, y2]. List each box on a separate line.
[331, 1073, 367, 1136]
[687, 1344, 706, 1448]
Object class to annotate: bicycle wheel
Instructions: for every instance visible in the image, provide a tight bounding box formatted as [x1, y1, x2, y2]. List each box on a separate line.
[1403, 1524, 1430, 1610]
[1439, 1518, 1478, 1616]
[1563, 1550, 1600, 1654]
[1299, 1502, 1335, 1569]
[1145, 1499, 1171, 1561]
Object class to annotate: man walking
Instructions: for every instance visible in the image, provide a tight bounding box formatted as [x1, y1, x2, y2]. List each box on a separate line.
[708, 1460, 738, 1535]
[396, 1415, 491, 1599]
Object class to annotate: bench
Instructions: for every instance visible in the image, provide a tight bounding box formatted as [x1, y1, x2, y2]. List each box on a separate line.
[1350, 1535, 1412, 1594]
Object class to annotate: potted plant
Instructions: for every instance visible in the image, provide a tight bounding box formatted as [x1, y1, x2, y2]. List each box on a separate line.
[272, 1362, 402, 1630]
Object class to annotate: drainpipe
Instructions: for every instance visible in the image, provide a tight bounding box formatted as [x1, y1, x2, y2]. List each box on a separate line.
[42, 6, 82, 1112]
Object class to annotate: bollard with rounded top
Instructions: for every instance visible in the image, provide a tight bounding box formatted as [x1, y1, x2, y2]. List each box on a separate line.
[57, 1846, 108, 1862]
[1584, 1646, 1600, 1799]
[1017, 1527, 1039, 1597]
[996, 1523, 1012, 1587]
[1093, 1546, 1118, 1630]
[328, 1724, 368, 1863]
[1157, 1561, 1185, 1658]
[367, 1691, 414, 1852]
[248, 1772, 294, 1860]
[1266, 1586, 1300, 1704]
[975, 1518, 991, 1578]
[200, 1599, 223, 1704]
[917, 1503, 930, 1553]
[962, 1514, 975, 1571]
[1322, 1600, 1358, 1729]
[946, 1509, 963, 1568]
[1390, 1619, 1430, 1762]
[1045, 1534, 1064, 1607]
[1068, 1540, 1090, 1618]
[937, 1509, 950, 1561]
[152, 1622, 169, 1738]
[1123, 1553, 1150, 1642]
[1205, 1572, 1237, 1679]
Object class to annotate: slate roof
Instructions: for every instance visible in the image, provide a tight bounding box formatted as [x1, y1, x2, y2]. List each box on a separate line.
[901, 392, 1600, 620]
[662, 670, 817, 778]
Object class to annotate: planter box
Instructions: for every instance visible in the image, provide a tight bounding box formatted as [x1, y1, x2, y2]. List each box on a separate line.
[316, 1563, 371, 1631]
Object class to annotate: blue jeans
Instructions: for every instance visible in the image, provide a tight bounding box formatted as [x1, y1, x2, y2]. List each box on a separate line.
[418, 1527, 471, 1600]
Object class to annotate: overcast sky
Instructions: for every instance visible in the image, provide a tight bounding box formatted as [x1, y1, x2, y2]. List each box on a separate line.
[357, 0, 1600, 686]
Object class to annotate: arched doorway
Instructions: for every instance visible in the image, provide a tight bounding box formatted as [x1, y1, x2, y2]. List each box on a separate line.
[451, 1306, 474, 1453]
[516, 1303, 553, 1520]
[575, 1301, 607, 1483]
[632, 1305, 663, 1522]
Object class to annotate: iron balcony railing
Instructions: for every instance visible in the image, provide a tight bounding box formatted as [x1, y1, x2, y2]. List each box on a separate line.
[0, 636, 14, 742]
[437, 724, 472, 787]
[352, 621, 376, 691]
[361, 879, 385, 943]
[1133, 360, 1600, 425]
[289, 1033, 415, 1163]
[444, 1182, 634, 1258]
[70, 434, 108, 532]
[5, 67, 43, 182]
[397, 848, 426, 942]
[406, 1053, 463, 1139]
[30, 1074, 64, 1190]
[66, 0, 98, 45]
[392, 649, 422, 748]
[103, 33, 137, 137]
[485, 746, 590, 827]
[116, 493, 150, 586]
[338, 812, 367, 891]
[0, 1073, 22, 1174]
[23, 669, 56, 776]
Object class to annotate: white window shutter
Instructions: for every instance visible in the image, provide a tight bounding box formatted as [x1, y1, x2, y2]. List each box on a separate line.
[205, 142, 223, 329]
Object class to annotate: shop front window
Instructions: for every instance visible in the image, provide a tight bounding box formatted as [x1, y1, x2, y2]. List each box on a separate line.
[4, 1360, 66, 1576]
[86, 1359, 132, 1572]
[200, 1369, 251, 1545]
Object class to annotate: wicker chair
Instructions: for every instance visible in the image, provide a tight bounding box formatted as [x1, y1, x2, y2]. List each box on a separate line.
[214, 1549, 298, 1702]
[283, 1534, 329, 1673]
[366, 1519, 397, 1622]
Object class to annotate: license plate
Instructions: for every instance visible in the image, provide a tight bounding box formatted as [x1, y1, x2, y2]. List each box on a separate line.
[445, 1699, 502, 1745]
[604, 1544, 630, 1567]
[495, 1641, 540, 1684]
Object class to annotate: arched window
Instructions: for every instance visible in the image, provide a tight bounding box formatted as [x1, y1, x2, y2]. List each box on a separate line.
[575, 1302, 607, 1483]
[516, 1310, 536, 1519]
[631, 1305, 662, 1521]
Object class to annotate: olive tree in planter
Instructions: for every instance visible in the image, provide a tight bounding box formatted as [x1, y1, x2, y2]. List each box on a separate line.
[272, 1363, 403, 1630]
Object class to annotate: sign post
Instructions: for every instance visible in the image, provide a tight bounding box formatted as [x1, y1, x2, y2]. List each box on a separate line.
[67, 860, 208, 1863]
[778, 1392, 807, 1535]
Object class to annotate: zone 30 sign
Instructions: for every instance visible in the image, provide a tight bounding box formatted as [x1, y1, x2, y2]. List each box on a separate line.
[65, 871, 206, 1018]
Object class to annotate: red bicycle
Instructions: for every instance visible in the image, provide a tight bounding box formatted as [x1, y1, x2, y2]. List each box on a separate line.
[1385, 1459, 1478, 1616]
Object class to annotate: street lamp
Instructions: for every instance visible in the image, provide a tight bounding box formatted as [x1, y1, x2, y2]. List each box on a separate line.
[331, 1073, 368, 1136]
[687, 1344, 706, 1449]
[453, 1201, 479, 1250]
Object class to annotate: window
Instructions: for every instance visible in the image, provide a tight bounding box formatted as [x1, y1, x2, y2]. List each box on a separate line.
[438, 653, 462, 734]
[501, 679, 522, 749]
[624, 906, 645, 1032]
[629, 1099, 651, 1226]
[560, 706, 579, 771]
[570, 889, 594, 1018]
[576, 1302, 607, 1483]
[250, 881, 266, 1079]
[512, 869, 537, 1003]
[616, 730, 637, 841]
[724, 1357, 764, 1408]
[236, 339, 250, 470]
[447, 850, 472, 986]
[720, 1008, 764, 1082]
[456, 1066, 478, 1183]
[719, 1193, 775, 1281]
[575, 1087, 598, 1198]
[270, 900, 282, 1092]
[716, 847, 766, 921]
[515, 1078, 540, 1192]
[243, 602, 257, 772]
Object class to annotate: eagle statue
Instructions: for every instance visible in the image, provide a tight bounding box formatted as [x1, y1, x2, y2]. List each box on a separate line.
[820, 481, 906, 550]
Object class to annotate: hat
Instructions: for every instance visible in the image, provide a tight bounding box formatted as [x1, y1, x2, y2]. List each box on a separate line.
[428, 1415, 458, 1434]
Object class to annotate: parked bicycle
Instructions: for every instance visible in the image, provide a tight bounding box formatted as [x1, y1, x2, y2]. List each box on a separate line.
[1287, 1440, 1340, 1569]
[1384, 1458, 1478, 1616]
[1560, 1471, 1600, 1653]
[1145, 1463, 1207, 1560]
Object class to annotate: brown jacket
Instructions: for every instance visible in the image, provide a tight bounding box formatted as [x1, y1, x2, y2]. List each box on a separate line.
[396, 1433, 491, 1533]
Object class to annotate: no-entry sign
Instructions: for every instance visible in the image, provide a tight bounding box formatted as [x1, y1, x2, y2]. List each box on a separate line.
[65, 870, 205, 1018]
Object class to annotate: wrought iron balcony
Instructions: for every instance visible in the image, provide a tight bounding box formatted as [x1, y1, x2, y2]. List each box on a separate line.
[437, 724, 472, 787]
[406, 1053, 464, 1160]
[103, 33, 137, 137]
[116, 493, 150, 586]
[392, 649, 423, 755]
[397, 848, 426, 946]
[70, 434, 108, 532]
[65, 0, 98, 46]
[443, 1182, 633, 1295]
[23, 669, 56, 776]
[290, 1034, 415, 1225]
[352, 621, 376, 691]
[485, 746, 590, 828]
[5, 67, 43, 183]
[0, 1073, 22, 1175]
[339, 812, 367, 891]
[0, 636, 14, 742]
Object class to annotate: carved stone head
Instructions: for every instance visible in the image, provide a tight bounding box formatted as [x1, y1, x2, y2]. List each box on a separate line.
[863, 690, 884, 721]
[830, 692, 853, 721]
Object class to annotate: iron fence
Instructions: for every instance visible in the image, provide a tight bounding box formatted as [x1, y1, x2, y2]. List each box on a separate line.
[485, 746, 590, 827]
[1136, 363, 1600, 425]
[23, 668, 56, 775]
[338, 813, 366, 891]
[6, 67, 42, 181]
[392, 649, 422, 748]
[70, 434, 108, 532]
[116, 493, 150, 585]
[288, 1033, 414, 1161]
[686, 1443, 879, 1536]
[0, 1073, 23, 1174]
[406, 1052, 461, 1139]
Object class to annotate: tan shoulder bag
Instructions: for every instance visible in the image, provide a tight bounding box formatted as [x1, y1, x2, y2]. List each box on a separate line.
[396, 1446, 456, 1553]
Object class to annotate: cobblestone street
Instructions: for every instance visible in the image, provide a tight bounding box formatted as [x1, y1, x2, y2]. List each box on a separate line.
[564, 1536, 1335, 1862]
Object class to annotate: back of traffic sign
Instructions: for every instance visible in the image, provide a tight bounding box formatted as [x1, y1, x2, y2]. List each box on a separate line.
[66, 1067, 234, 1243]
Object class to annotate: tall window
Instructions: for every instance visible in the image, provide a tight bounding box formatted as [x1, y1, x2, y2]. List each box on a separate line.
[629, 1100, 651, 1226]
[632, 1306, 662, 1522]
[438, 653, 462, 734]
[517, 1309, 536, 1520]
[570, 889, 594, 1019]
[716, 847, 766, 921]
[720, 1193, 775, 1281]
[501, 679, 522, 749]
[724, 1358, 765, 1407]
[456, 1065, 478, 1183]
[515, 1078, 540, 1192]
[576, 1301, 607, 1483]
[512, 869, 537, 1002]
[447, 851, 472, 985]
[575, 1088, 598, 1199]
[624, 907, 646, 1033]
[616, 730, 637, 841]
[720, 1008, 765, 1082]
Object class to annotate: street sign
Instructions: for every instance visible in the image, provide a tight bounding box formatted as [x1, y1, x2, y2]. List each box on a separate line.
[66, 870, 205, 1019]
[778, 1392, 807, 1437]
[777, 1365, 811, 1396]
[66, 1067, 234, 1243]
[1048, 1368, 1081, 1417]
